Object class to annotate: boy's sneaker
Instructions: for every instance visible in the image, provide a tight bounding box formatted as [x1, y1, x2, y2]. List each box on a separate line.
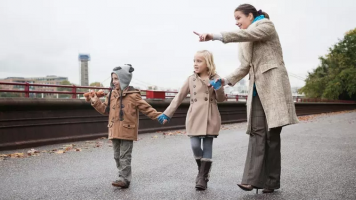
[112, 180, 129, 188]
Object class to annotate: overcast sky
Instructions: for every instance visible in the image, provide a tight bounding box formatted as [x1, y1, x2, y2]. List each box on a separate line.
[1, 0, 355, 89]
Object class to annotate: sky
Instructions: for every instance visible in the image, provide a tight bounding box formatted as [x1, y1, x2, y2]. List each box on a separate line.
[0, 0, 355, 90]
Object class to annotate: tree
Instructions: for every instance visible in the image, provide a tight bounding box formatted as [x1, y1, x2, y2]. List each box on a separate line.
[0, 85, 23, 98]
[0, 92, 22, 98]
[299, 28, 356, 101]
[90, 82, 104, 87]
[58, 80, 71, 86]
[57, 80, 73, 98]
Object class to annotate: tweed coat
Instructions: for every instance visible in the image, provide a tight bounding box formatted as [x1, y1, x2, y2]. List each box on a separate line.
[221, 18, 298, 134]
[163, 73, 226, 136]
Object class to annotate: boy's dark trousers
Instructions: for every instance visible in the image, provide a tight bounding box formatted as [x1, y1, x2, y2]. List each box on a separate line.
[112, 139, 133, 185]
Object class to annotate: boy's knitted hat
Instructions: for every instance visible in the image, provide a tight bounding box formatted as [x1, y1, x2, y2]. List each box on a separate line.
[105, 64, 135, 116]
[111, 64, 134, 90]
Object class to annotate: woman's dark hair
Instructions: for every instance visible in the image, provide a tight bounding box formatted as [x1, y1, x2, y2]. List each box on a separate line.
[235, 4, 270, 19]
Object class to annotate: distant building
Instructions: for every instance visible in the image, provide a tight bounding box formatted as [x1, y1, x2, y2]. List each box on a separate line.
[0, 75, 69, 97]
[224, 79, 249, 95]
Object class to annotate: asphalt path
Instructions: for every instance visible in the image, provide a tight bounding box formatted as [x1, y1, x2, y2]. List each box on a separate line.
[1, 111, 355, 200]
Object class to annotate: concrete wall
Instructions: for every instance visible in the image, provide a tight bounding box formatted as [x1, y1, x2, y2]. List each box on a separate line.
[0, 98, 354, 150]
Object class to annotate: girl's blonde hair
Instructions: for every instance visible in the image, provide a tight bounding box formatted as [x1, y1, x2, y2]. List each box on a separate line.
[196, 50, 216, 77]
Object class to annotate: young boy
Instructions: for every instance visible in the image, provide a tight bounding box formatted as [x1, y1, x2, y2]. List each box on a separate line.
[87, 64, 161, 188]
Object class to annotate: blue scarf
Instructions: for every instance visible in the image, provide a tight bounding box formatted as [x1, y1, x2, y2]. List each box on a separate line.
[252, 15, 265, 97]
[252, 15, 265, 23]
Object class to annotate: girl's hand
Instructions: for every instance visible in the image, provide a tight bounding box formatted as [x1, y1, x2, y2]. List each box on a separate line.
[157, 114, 170, 125]
[209, 79, 222, 90]
[193, 31, 213, 42]
[208, 78, 225, 88]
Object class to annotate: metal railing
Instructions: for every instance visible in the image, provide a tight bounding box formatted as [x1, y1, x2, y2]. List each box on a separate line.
[0, 81, 110, 98]
[0, 81, 184, 100]
[1, 81, 354, 103]
[295, 97, 355, 104]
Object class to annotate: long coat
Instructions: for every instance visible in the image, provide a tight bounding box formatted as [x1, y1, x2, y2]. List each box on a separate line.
[164, 73, 226, 136]
[221, 18, 298, 134]
[91, 87, 161, 141]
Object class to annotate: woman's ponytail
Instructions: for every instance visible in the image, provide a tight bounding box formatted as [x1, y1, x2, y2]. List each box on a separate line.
[235, 4, 270, 19]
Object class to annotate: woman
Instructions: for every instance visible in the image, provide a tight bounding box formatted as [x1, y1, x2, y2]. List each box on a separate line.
[194, 4, 298, 194]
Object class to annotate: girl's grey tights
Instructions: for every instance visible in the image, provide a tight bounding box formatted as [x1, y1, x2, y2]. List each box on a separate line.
[190, 137, 213, 159]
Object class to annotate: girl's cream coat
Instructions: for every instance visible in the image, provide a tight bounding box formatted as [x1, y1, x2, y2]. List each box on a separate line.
[164, 74, 225, 136]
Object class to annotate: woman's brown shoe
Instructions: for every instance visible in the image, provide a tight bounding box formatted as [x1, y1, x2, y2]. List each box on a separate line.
[262, 189, 274, 193]
[237, 184, 262, 194]
[237, 184, 253, 191]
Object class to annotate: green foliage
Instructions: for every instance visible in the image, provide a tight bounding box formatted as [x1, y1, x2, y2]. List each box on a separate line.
[0, 92, 23, 98]
[0, 85, 23, 98]
[58, 80, 73, 98]
[299, 28, 356, 100]
[90, 82, 103, 87]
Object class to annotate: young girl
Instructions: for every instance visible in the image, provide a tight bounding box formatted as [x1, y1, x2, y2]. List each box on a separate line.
[158, 50, 225, 190]
[87, 64, 162, 188]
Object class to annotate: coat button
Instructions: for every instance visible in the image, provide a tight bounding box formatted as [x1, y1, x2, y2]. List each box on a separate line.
[193, 85, 196, 88]
[194, 99, 197, 102]
[128, 125, 130, 127]
[194, 92, 197, 95]
[210, 99, 213, 101]
[206, 91, 208, 94]
[193, 78, 196, 81]
[205, 97, 208, 101]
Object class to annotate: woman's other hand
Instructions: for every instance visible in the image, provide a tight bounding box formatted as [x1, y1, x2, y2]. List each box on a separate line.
[193, 31, 213, 42]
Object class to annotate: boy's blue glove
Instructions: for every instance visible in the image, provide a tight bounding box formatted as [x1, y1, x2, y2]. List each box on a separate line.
[157, 114, 170, 124]
[209, 79, 222, 90]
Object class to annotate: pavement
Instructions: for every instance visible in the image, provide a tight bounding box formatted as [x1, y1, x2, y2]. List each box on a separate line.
[0, 110, 356, 200]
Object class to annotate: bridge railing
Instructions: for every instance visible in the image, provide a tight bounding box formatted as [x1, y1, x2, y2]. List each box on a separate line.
[1, 81, 354, 103]
[0, 81, 245, 101]
[0, 81, 111, 99]
[295, 97, 355, 104]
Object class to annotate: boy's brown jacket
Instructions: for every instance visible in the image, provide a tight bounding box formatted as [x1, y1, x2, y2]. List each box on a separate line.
[90, 87, 161, 141]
